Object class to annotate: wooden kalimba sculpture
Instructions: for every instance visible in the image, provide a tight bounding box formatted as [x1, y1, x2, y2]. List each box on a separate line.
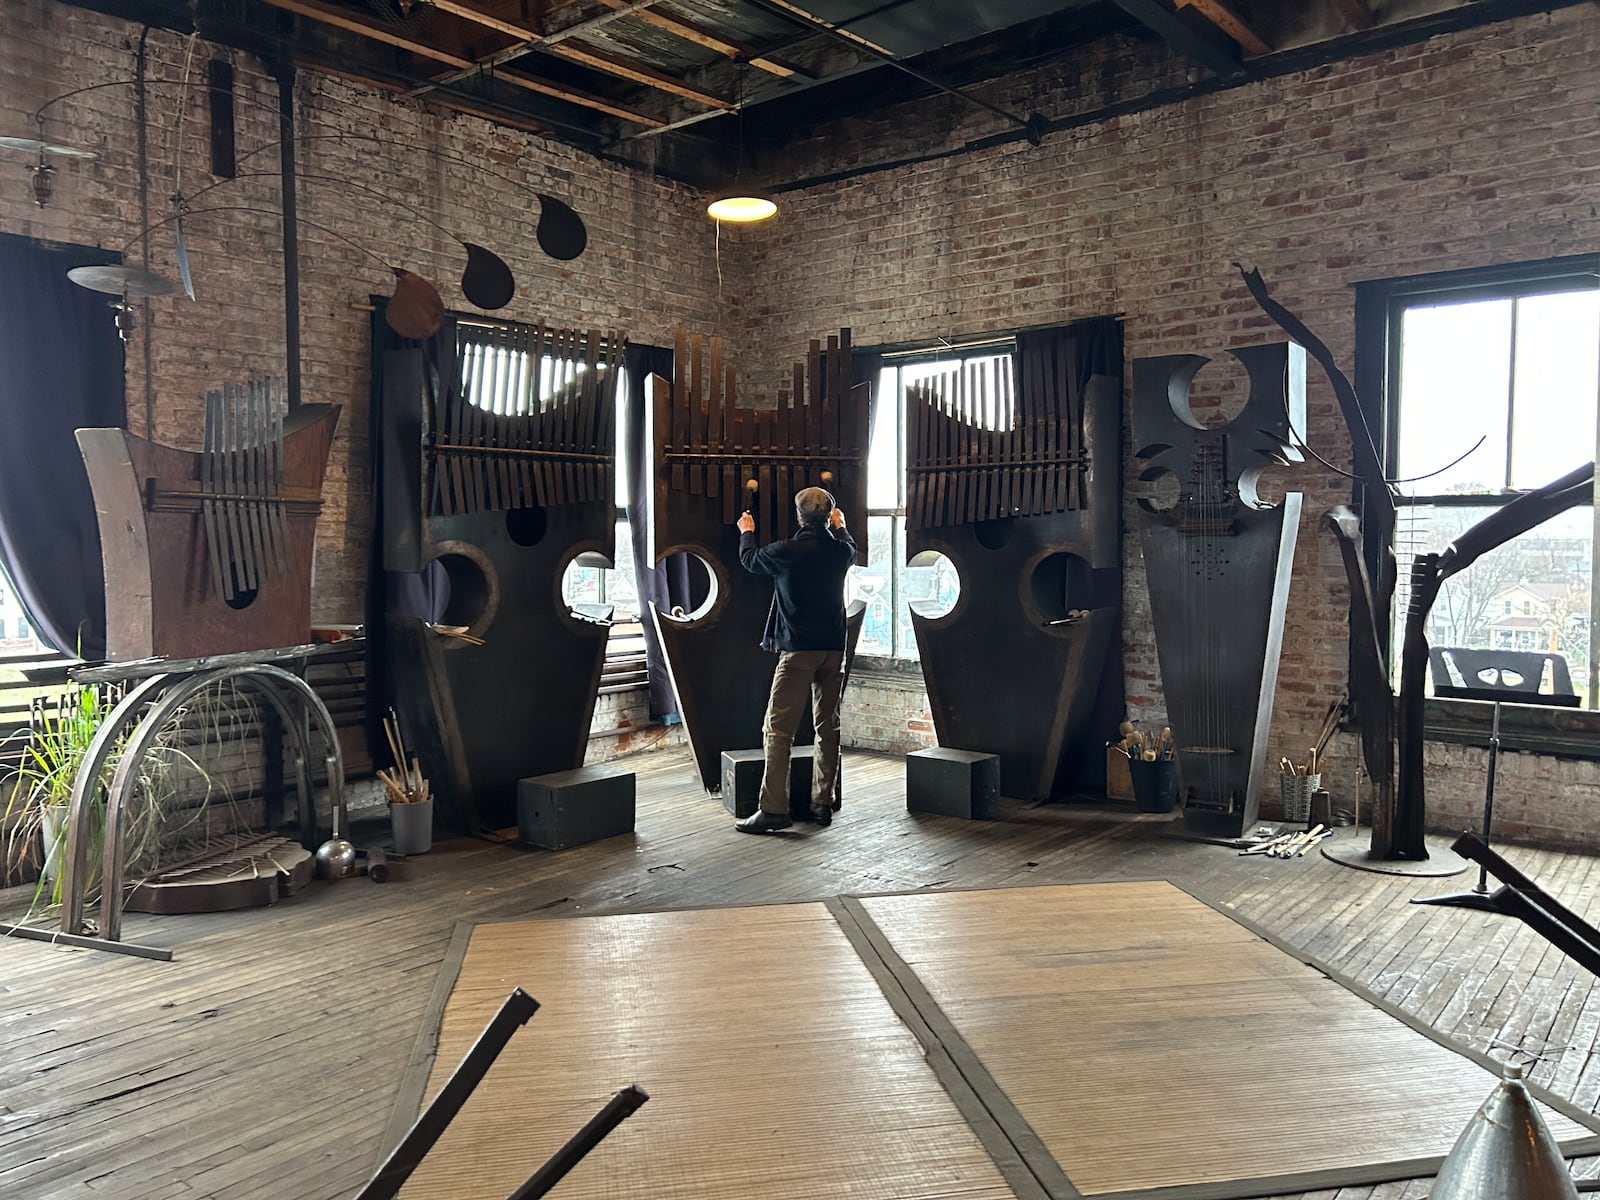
[648, 328, 869, 793]
[905, 351, 1122, 801]
[380, 317, 624, 833]
[1132, 343, 1305, 837]
[77, 379, 340, 659]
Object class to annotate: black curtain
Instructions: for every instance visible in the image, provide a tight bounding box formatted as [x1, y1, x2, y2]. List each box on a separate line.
[623, 342, 704, 721]
[0, 235, 125, 659]
[1015, 315, 1125, 797]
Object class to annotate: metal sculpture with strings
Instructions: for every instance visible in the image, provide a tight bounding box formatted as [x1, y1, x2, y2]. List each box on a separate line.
[76, 379, 339, 660]
[647, 327, 869, 793]
[379, 317, 624, 834]
[1132, 342, 1306, 837]
[904, 350, 1123, 800]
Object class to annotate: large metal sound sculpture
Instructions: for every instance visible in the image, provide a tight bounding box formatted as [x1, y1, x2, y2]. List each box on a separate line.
[904, 353, 1122, 801]
[380, 318, 624, 833]
[77, 378, 340, 659]
[648, 327, 869, 793]
[1132, 343, 1305, 837]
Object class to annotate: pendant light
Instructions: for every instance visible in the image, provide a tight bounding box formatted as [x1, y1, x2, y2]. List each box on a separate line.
[707, 67, 776, 225]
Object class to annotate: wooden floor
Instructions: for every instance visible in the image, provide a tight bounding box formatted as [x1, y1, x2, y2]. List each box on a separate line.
[4, 745, 1600, 1200]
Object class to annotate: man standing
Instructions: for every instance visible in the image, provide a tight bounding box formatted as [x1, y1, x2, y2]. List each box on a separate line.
[734, 486, 855, 834]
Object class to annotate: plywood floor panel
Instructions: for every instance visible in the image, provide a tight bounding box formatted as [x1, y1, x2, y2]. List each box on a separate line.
[397, 904, 1020, 1200]
[858, 882, 1600, 1197]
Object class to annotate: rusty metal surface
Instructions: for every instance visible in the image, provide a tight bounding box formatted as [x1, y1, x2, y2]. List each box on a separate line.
[379, 320, 621, 833]
[77, 397, 339, 661]
[906, 357, 1123, 801]
[648, 327, 869, 792]
[1132, 342, 1304, 837]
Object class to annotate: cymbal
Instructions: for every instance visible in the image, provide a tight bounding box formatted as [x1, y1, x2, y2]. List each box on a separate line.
[0, 135, 97, 159]
[67, 264, 176, 297]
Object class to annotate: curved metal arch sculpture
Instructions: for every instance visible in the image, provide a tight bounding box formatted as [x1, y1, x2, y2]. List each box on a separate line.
[57, 663, 343, 945]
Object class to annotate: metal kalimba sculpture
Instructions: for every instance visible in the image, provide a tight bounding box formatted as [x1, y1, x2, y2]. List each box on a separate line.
[76, 379, 340, 659]
[1132, 343, 1305, 837]
[648, 328, 869, 793]
[905, 352, 1123, 801]
[380, 318, 624, 833]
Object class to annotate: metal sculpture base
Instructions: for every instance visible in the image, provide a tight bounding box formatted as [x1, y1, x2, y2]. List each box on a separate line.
[1321, 840, 1470, 876]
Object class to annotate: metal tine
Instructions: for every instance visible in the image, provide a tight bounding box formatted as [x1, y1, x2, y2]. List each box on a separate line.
[268, 377, 289, 574]
[558, 325, 578, 507]
[519, 325, 537, 510]
[1047, 340, 1062, 513]
[201, 389, 227, 601]
[974, 363, 990, 522]
[254, 379, 275, 578]
[241, 379, 264, 591]
[505, 324, 523, 511]
[961, 363, 976, 525]
[488, 325, 509, 514]
[547, 325, 565, 506]
[452, 334, 471, 517]
[997, 358, 1014, 519]
[469, 331, 491, 515]
[242, 379, 268, 588]
[531, 322, 550, 509]
[583, 328, 603, 504]
[669, 327, 687, 495]
[1064, 341, 1082, 510]
[223, 382, 249, 594]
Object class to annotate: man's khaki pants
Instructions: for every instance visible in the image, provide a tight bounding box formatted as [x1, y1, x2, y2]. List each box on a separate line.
[757, 649, 846, 816]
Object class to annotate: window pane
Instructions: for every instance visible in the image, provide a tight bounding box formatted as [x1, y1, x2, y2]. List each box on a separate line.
[1393, 504, 1591, 700]
[1396, 299, 1511, 496]
[848, 515, 895, 656]
[867, 366, 900, 511]
[1509, 291, 1600, 490]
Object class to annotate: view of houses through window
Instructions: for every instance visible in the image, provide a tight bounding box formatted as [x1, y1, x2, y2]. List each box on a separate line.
[1386, 270, 1599, 702]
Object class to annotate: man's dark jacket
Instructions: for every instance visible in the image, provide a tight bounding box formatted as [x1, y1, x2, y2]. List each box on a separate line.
[739, 524, 856, 652]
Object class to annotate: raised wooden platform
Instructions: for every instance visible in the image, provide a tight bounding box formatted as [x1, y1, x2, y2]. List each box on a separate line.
[4, 746, 1600, 1199]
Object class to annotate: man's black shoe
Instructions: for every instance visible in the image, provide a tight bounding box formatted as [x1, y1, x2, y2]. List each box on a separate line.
[810, 804, 832, 828]
[736, 810, 793, 834]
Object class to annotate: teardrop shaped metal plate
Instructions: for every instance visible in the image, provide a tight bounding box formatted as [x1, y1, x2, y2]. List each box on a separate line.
[386, 269, 445, 340]
[460, 242, 515, 309]
[535, 194, 587, 261]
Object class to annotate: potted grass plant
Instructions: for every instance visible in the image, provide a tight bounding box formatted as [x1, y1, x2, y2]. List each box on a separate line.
[2, 686, 111, 903]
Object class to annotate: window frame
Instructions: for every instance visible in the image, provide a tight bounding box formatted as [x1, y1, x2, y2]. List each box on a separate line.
[852, 336, 1017, 668]
[1353, 253, 1600, 751]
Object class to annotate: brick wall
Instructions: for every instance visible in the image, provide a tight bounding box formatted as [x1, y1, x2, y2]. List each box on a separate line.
[735, 7, 1600, 840]
[8, 1, 1600, 841]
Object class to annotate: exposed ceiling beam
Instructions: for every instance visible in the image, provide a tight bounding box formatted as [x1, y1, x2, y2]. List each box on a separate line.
[1110, 0, 1242, 76]
[751, 0, 896, 57]
[254, 0, 666, 126]
[1328, 0, 1376, 30]
[550, 42, 733, 108]
[588, 0, 805, 79]
[412, 0, 732, 109]
[1174, 0, 1272, 55]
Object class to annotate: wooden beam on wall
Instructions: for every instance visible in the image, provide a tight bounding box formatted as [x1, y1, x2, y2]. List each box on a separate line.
[1110, 0, 1241, 76]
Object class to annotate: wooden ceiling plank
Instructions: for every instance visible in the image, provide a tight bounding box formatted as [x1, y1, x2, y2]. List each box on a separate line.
[497, 65, 671, 125]
[755, 0, 895, 57]
[258, 0, 664, 126]
[415, 0, 731, 109]
[1328, 0, 1376, 30]
[588, 0, 800, 79]
[257, 0, 474, 68]
[1173, 0, 1273, 56]
[547, 43, 731, 108]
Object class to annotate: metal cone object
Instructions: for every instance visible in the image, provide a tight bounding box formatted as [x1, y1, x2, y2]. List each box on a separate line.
[1430, 1062, 1578, 1200]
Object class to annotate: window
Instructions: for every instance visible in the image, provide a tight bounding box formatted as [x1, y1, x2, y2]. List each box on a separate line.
[851, 342, 1013, 660]
[1359, 257, 1599, 706]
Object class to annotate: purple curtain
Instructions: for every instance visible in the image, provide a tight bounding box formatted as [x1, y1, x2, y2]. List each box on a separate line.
[0, 235, 125, 658]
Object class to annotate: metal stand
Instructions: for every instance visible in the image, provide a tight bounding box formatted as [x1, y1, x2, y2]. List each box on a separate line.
[1413, 700, 1502, 911]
